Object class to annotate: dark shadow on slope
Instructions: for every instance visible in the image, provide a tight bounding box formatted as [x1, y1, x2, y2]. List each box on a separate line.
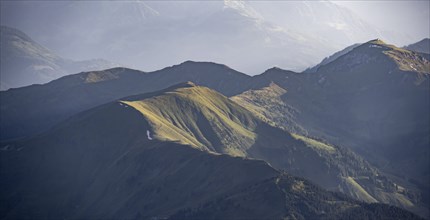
[247, 123, 340, 190]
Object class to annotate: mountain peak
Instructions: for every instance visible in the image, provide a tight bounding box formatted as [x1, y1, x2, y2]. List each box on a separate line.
[268, 66, 283, 71]
[307, 38, 430, 79]
[404, 38, 430, 54]
[0, 26, 118, 90]
[121, 83, 258, 155]
[178, 60, 231, 69]
[260, 67, 298, 77]
[122, 81, 199, 103]
[367, 38, 387, 45]
[167, 81, 197, 89]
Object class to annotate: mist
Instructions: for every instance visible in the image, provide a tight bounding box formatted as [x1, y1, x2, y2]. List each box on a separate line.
[1, 0, 428, 74]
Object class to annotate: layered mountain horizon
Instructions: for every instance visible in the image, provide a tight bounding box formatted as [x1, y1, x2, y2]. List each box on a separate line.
[0, 81, 424, 219]
[1, 0, 427, 75]
[1, 24, 428, 90]
[1, 2, 429, 217]
[1, 32, 429, 219]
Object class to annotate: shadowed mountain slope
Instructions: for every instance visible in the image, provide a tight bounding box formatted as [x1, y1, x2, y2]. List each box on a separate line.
[0, 83, 421, 220]
[115, 83, 418, 212]
[304, 43, 361, 73]
[284, 39, 429, 182]
[232, 39, 430, 217]
[1, 38, 429, 217]
[0, 61, 250, 140]
[231, 82, 425, 212]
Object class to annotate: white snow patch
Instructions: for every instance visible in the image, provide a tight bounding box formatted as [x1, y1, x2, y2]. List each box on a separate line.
[147, 130, 153, 140]
[369, 45, 382, 48]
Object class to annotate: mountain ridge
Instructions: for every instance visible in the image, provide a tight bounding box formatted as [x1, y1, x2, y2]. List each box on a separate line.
[0, 82, 422, 219]
[230, 40, 430, 217]
[1, 38, 429, 216]
[115, 83, 418, 212]
[404, 38, 430, 54]
[0, 25, 119, 90]
[0, 61, 250, 141]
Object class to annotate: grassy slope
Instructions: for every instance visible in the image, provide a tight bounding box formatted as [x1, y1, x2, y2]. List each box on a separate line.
[307, 40, 430, 214]
[118, 82, 419, 214]
[120, 84, 338, 188]
[343, 177, 378, 203]
[368, 39, 430, 74]
[122, 82, 257, 156]
[230, 82, 306, 134]
[291, 133, 336, 153]
[0, 61, 251, 141]
[231, 82, 420, 213]
[234, 40, 430, 218]
[0, 90, 421, 220]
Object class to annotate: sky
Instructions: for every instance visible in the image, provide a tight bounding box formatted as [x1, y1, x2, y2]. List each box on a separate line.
[333, 0, 430, 44]
[1, 0, 429, 74]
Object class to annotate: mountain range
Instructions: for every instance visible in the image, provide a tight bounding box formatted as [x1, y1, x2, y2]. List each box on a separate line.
[0, 82, 423, 219]
[1, 0, 417, 75]
[1, 35, 429, 219]
[0, 25, 118, 90]
[233, 39, 430, 217]
[404, 38, 430, 54]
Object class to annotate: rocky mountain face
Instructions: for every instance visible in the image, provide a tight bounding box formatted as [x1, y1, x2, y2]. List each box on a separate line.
[0, 26, 118, 90]
[0, 83, 421, 220]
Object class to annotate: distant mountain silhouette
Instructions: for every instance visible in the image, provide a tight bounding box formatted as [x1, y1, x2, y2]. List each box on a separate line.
[404, 38, 430, 54]
[0, 26, 118, 90]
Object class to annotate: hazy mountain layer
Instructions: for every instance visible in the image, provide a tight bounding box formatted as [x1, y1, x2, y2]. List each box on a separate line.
[404, 38, 430, 54]
[0, 84, 421, 220]
[0, 25, 118, 90]
[1, 1, 395, 74]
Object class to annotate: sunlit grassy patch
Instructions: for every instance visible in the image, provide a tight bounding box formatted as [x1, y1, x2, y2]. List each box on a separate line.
[291, 133, 336, 153]
[121, 85, 258, 155]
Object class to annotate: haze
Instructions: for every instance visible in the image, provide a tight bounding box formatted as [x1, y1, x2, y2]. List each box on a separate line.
[1, 0, 429, 74]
